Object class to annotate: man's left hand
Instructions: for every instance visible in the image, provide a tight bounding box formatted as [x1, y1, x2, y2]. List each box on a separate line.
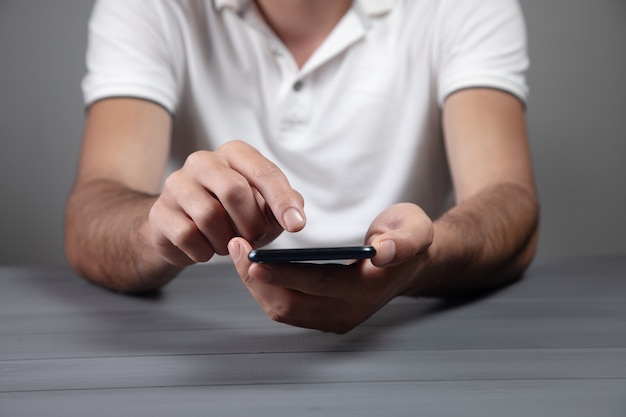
[228, 203, 433, 333]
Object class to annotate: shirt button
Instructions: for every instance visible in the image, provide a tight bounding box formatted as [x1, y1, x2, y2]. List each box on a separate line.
[293, 80, 304, 92]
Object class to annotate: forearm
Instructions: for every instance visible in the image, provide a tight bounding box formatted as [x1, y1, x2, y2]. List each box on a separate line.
[65, 178, 181, 293]
[406, 181, 539, 297]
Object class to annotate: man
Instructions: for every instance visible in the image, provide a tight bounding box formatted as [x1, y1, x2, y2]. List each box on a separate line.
[65, 0, 539, 333]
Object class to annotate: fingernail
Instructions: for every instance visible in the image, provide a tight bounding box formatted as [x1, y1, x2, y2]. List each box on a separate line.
[228, 239, 241, 262]
[378, 240, 396, 266]
[282, 207, 305, 232]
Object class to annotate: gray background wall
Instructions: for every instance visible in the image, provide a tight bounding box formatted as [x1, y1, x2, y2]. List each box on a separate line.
[1, 0, 625, 266]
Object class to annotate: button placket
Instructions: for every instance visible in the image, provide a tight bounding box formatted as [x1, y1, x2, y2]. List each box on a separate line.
[276, 74, 313, 136]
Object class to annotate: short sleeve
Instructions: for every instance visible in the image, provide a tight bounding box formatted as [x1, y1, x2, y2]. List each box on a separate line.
[434, 0, 529, 106]
[81, 0, 180, 112]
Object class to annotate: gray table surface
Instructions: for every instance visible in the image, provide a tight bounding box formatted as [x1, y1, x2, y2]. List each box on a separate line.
[1, 257, 625, 416]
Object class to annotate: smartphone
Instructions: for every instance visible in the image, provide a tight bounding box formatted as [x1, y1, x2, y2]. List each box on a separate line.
[248, 245, 376, 263]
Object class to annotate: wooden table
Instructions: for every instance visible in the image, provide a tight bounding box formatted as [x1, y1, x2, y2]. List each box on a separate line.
[1, 257, 625, 416]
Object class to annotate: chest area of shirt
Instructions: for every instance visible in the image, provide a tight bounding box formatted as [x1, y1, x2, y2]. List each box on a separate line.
[183, 5, 434, 137]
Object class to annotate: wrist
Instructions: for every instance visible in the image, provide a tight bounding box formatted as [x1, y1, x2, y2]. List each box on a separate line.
[131, 211, 183, 291]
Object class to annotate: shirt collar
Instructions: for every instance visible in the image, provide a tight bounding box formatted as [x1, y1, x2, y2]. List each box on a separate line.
[212, 0, 395, 17]
[358, 0, 395, 16]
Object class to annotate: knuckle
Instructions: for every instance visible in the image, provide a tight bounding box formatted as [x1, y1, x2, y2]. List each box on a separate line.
[162, 170, 185, 192]
[267, 299, 293, 324]
[217, 140, 247, 157]
[241, 270, 255, 287]
[219, 176, 251, 206]
[189, 198, 221, 225]
[184, 150, 210, 167]
[169, 221, 198, 247]
[250, 161, 281, 181]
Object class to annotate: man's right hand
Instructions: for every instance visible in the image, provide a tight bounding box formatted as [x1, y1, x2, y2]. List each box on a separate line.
[148, 140, 306, 267]
[66, 99, 305, 291]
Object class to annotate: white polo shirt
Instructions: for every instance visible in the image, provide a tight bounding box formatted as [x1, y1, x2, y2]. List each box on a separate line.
[83, 0, 529, 249]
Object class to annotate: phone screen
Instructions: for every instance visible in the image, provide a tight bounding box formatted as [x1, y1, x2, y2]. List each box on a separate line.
[247, 246, 376, 263]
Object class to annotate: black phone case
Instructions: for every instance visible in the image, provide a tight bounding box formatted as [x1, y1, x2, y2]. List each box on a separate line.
[248, 246, 376, 263]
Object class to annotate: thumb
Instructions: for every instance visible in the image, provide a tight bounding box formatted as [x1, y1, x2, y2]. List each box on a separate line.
[228, 237, 253, 268]
[366, 203, 434, 267]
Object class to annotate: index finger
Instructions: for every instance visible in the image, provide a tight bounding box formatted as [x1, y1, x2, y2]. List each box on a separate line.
[218, 141, 306, 232]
